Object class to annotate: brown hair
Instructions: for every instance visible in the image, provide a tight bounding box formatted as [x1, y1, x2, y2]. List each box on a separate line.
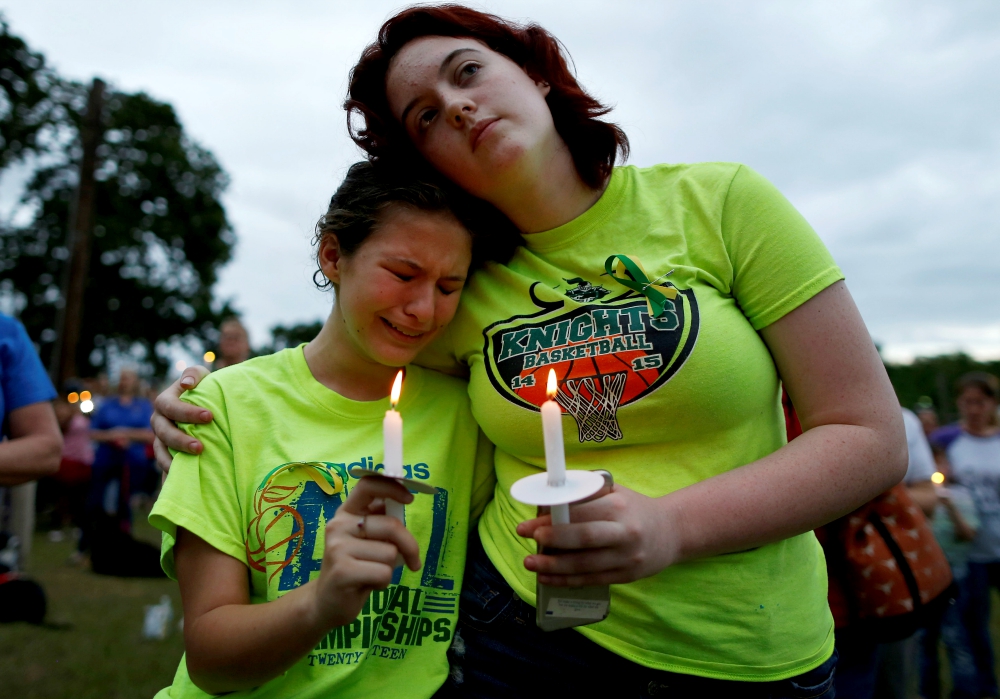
[312, 161, 520, 289]
[956, 372, 1000, 401]
[345, 4, 629, 189]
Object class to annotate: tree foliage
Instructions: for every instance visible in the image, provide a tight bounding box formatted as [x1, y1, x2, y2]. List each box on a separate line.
[262, 321, 324, 355]
[886, 354, 1000, 424]
[0, 17, 235, 376]
[0, 16, 68, 170]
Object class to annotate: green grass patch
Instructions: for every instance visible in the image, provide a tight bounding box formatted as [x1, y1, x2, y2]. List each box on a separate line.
[0, 517, 184, 699]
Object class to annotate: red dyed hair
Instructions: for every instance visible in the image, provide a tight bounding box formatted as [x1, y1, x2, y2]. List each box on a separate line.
[346, 4, 629, 189]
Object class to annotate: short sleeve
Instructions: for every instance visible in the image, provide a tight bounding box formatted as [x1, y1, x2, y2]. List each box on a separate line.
[721, 166, 844, 330]
[469, 429, 497, 522]
[148, 377, 245, 579]
[0, 316, 56, 416]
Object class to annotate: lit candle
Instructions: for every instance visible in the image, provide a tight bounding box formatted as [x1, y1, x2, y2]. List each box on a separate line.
[383, 369, 405, 523]
[541, 369, 570, 525]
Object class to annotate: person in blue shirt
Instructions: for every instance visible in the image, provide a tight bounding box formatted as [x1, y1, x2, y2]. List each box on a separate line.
[0, 313, 61, 486]
[0, 312, 60, 623]
[87, 366, 154, 529]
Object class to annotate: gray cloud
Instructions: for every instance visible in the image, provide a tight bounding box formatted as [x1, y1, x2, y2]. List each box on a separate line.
[3, 0, 997, 360]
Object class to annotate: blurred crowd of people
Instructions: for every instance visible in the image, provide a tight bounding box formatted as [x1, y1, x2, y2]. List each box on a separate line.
[0, 313, 250, 613]
[827, 372, 1000, 699]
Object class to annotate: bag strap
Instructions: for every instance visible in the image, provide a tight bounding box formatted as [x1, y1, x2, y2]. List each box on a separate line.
[867, 510, 923, 610]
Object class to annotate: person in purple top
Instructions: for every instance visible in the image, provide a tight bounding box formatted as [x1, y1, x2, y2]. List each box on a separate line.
[931, 422, 965, 454]
[0, 313, 61, 486]
[943, 372, 1000, 698]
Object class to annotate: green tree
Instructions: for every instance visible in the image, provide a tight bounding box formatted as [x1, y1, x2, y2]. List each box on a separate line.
[0, 15, 67, 170]
[886, 354, 1000, 424]
[263, 321, 324, 355]
[0, 20, 235, 376]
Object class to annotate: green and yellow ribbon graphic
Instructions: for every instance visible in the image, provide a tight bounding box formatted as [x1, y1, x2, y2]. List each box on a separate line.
[603, 255, 678, 318]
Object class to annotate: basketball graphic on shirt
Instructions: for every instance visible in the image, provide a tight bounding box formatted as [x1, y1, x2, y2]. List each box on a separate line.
[483, 279, 699, 442]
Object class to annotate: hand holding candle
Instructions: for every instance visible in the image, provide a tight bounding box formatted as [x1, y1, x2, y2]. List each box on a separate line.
[508, 369, 612, 630]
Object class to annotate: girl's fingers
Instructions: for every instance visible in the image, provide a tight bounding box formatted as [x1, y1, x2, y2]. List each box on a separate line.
[531, 521, 625, 551]
[153, 368, 213, 424]
[516, 489, 619, 539]
[332, 537, 401, 569]
[150, 411, 203, 454]
[524, 545, 623, 576]
[353, 515, 422, 571]
[516, 514, 549, 539]
[150, 365, 212, 455]
[334, 558, 397, 591]
[178, 365, 210, 390]
[152, 437, 175, 473]
[328, 508, 422, 572]
[339, 477, 414, 517]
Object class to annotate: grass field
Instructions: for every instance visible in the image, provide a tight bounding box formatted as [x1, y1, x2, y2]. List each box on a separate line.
[0, 514, 185, 699]
[5, 518, 1000, 698]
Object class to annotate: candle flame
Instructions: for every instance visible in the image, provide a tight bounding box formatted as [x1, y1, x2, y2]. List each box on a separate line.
[931, 471, 945, 485]
[390, 369, 404, 408]
[546, 369, 558, 399]
[67, 392, 79, 404]
[80, 391, 91, 401]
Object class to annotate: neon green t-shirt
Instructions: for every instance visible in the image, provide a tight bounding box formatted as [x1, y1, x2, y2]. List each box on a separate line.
[149, 348, 494, 699]
[423, 163, 843, 681]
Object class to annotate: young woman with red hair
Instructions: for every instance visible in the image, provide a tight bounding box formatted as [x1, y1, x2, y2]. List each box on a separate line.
[153, 6, 906, 697]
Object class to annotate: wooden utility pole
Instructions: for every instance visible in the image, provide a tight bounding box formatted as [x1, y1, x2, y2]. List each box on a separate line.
[50, 77, 105, 385]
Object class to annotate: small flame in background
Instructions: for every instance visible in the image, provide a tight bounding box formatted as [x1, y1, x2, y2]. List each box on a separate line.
[203, 351, 216, 363]
[67, 392, 79, 404]
[390, 369, 404, 408]
[547, 368, 558, 399]
[931, 471, 945, 485]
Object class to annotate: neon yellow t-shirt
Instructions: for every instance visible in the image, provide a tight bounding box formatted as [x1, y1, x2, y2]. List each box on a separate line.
[423, 163, 843, 681]
[149, 347, 494, 699]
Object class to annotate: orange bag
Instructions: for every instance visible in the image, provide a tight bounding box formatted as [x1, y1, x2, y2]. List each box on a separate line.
[784, 390, 954, 640]
[825, 484, 954, 640]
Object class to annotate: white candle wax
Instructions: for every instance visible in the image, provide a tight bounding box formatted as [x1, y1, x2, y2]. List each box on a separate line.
[383, 407, 405, 523]
[541, 397, 570, 525]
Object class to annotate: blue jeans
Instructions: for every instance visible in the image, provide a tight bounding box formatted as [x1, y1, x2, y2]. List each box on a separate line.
[927, 573, 979, 699]
[965, 562, 1000, 698]
[833, 633, 922, 699]
[440, 534, 837, 698]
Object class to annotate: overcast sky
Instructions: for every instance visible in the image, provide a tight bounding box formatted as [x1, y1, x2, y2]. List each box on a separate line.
[3, 0, 998, 362]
